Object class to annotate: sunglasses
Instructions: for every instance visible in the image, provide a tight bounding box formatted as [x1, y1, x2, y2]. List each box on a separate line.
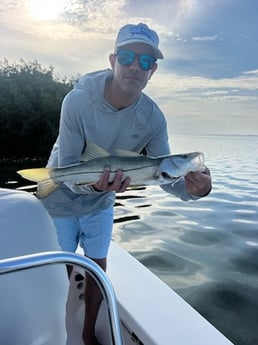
[116, 49, 156, 71]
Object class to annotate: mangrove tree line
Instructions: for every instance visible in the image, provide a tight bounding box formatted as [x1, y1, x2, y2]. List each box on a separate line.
[0, 59, 74, 158]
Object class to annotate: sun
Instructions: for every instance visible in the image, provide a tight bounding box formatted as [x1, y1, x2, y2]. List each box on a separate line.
[28, 0, 66, 21]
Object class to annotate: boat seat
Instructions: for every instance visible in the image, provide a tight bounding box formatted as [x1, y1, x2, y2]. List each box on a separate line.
[0, 251, 124, 345]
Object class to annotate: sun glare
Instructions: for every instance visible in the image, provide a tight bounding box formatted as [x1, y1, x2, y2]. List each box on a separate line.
[29, 0, 66, 21]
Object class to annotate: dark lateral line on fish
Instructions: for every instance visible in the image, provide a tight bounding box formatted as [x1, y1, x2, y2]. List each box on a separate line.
[55, 164, 158, 178]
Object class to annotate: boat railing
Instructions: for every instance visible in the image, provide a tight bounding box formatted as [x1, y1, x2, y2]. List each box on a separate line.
[0, 251, 124, 345]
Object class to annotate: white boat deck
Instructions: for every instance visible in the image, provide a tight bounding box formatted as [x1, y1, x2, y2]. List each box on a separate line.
[107, 243, 233, 345]
[71, 242, 233, 345]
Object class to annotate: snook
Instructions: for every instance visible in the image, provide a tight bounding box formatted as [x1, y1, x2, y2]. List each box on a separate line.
[17, 142, 205, 199]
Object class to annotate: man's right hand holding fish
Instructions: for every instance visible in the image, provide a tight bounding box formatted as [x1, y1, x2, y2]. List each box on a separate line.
[91, 168, 131, 193]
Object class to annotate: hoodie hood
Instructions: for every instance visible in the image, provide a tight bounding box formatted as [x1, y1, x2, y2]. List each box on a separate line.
[74, 69, 112, 93]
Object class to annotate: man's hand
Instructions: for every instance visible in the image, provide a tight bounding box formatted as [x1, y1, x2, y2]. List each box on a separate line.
[185, 166, 212, 197]
[92, 167, 131, 193]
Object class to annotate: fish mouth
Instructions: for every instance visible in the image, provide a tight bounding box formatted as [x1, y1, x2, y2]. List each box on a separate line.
[161, 171, 173, 180]
[161, 172, 178, 181]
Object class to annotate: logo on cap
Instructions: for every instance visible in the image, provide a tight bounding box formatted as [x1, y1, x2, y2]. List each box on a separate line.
[129, 24, 156, 43]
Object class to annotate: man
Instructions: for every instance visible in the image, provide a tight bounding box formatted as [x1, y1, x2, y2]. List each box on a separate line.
[42, 23, 212, 345]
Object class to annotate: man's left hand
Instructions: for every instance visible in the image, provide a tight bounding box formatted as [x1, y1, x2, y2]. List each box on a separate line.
[185, 166, 212, 197]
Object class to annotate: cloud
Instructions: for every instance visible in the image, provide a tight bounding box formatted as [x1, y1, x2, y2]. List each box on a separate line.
[149, 69, 258, 95]
[0, 0, 129, 39]
[192, 35, 219, 42]
[62, 0, 127, 33]
[145, 67, 258, 135]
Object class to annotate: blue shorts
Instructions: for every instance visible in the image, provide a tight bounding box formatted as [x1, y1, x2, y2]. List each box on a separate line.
[52, 207, 114, 259]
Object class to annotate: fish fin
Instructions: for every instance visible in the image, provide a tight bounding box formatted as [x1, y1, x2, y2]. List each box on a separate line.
[80, 141, 110, 162]
[17, 168, 53, 182]
[116, 149, 141, 157]
[36, 180, 58, 199]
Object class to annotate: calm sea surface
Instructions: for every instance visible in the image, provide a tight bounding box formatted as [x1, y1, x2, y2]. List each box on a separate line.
[112, 134, 258, 345]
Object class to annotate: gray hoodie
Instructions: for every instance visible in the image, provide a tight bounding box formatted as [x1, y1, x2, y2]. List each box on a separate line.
[42, 69, 195, 217]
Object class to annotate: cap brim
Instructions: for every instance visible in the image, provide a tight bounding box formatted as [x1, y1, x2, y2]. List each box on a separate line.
[116, 39, 164, 59]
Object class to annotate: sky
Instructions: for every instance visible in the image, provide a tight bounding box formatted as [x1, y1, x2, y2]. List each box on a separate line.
[0, 0, 258, 135]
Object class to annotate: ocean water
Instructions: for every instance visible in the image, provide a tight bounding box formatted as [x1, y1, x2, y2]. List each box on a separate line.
[112, 134, 258, 345]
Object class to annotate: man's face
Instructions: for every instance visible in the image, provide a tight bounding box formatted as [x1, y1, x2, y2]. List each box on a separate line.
[109, 42, 157, 97]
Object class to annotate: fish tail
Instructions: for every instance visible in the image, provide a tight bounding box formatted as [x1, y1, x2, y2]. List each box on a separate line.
[36, 180, 58, 199]
[17, 167, 58, 198]
[17, 168, 52, 182]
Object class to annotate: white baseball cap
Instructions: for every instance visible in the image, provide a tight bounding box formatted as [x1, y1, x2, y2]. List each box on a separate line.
[115, 23, 164, 59]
